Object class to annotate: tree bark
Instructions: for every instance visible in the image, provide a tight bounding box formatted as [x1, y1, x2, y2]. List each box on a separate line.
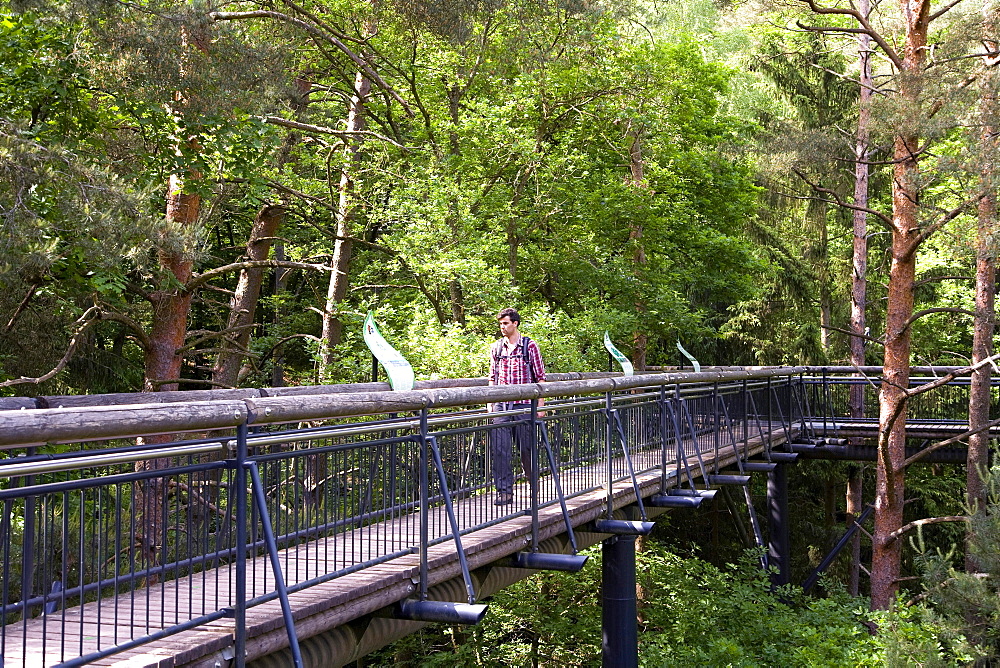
[135, 169, 201, 578]
[848, 0, 872, 597]
[967, 60, 997, 569]
[135, 20, 209, 578]
[320, 69, 372, 375]
[212, 204, 285, 388]
[869, 0, 930, 611]
[846, 466, 864, 596]
[628, 126, 648, 373]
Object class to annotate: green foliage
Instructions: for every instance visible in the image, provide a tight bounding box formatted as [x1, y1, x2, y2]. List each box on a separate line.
[914, 457, 1000, 661]
[0, 11, 100, 139]
[370, 543, 969, 667]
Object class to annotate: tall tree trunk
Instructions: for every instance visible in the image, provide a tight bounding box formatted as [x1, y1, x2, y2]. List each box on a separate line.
[135, 167, 201, 577]
[967, 51, 998, 569]
[869, 0, 929, 611]
[134, 21, 209, 577]
[846, 466, 864, 595]
[848, 0, 872, 597]
[145, 174, 198, 393]
[627, 125, 648, 373]
[807, 199, 831, 355]
[212, 205, 285, 388]
[272, 242, 290, 387]
[447, 83, 466, 325]
[319, 69, 372, 376]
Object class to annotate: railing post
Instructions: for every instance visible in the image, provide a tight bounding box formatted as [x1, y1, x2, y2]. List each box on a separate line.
[234, 422, 248, 667]
[530, 399, 540, 551]
[822, 368, 829, 437]
[766, 376, 773, 438]
[419, 408, 430, 601]
[21, 448, 36, 623]
[658, 385, 668, 492]
[674, 383, 683, 485]
[712, 382, 720, 473]
[742, 379, 749, 460]
[605, 391, 614, 519]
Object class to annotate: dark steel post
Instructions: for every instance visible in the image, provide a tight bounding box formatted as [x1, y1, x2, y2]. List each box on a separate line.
[530, 399, 540, 551]
[246, 462, 303, 667]
[712, 382, 720, 472]
[766, 376, 773, 438]
[419, 409, 430, 600]
[658, 386, 668, 491]
[21, 447, 36, 619]
[371, 355, 379, 383]
[767, 462, 790, 586]
[234, 423, 248, 667]
[742, 379, 749, 459]
[822, 369, 829, 437]
[602, 535, 638, 668]
[605, 392, 614, 519]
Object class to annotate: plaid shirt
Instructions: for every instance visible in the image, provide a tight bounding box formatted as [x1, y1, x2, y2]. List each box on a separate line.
[489, 336, 546, 388]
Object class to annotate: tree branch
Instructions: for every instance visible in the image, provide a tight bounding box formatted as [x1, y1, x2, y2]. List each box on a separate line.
[790, 169, 895, 229]
[929, 0, 968, 23]
[263, 116, 408, 149]
[185, 260, 333, 292]
[267, 180, 337, 212]
[794, 0, 902, 67]
[0, 306, 149, 387]
[913, 275, 973, 287]
[904, 418, 1000, 467]
[888, 516, 968, 542]
[903, 307, 976, 329]
[178, 323, 259, 354]
[821, 323, 885, 345]
[4, 281, 40, 333]
[209, 11, 413, 117]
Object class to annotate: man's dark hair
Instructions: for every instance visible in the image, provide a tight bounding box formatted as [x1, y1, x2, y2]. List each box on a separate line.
[497, 307, 520, 323]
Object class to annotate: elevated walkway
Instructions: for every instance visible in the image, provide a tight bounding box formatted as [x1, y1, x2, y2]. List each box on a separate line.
[5, 365, 990, 667]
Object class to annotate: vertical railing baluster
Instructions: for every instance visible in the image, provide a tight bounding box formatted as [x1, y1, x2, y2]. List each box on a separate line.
[530, 399, 540, 552]
[246, 461, 303, 667]
[604, 391, 614, 519]
[234, 423, 248, 668]
[742, 379, 750, 461]
[418, 409, 429, 602]
[658, 386, 668, 492]
[712, 382, 720, 474]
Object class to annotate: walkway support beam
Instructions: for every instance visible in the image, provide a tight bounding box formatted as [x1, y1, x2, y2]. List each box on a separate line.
[767, 463, 790, 586]
[602, 535, 638, 668]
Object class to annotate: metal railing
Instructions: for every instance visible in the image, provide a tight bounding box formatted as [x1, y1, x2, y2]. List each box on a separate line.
[0, 366, 919, 667]
[800, 368, 1000, 439]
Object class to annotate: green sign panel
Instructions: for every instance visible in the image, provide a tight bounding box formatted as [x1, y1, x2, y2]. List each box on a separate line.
[603, 331, 634, 376]
[363, 312, 415, 391]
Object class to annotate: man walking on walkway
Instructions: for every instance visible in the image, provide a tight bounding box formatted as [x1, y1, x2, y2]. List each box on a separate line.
[488, 307, 546, 505]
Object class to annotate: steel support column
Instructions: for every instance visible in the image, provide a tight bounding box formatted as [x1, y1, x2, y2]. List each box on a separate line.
[767, 462, 790, 586]
[602, 535, 638, 668]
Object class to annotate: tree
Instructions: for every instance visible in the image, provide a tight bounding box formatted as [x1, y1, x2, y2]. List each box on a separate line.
[967, 14, 1000, 570]
[788, 0, 985, 608]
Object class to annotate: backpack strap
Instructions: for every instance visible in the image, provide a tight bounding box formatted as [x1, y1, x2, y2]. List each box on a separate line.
[493, 336, 537, 383]
[521, 336, 536, 383]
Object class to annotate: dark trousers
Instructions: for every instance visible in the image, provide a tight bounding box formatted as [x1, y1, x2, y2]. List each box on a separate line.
[491, 403, 535, 495]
